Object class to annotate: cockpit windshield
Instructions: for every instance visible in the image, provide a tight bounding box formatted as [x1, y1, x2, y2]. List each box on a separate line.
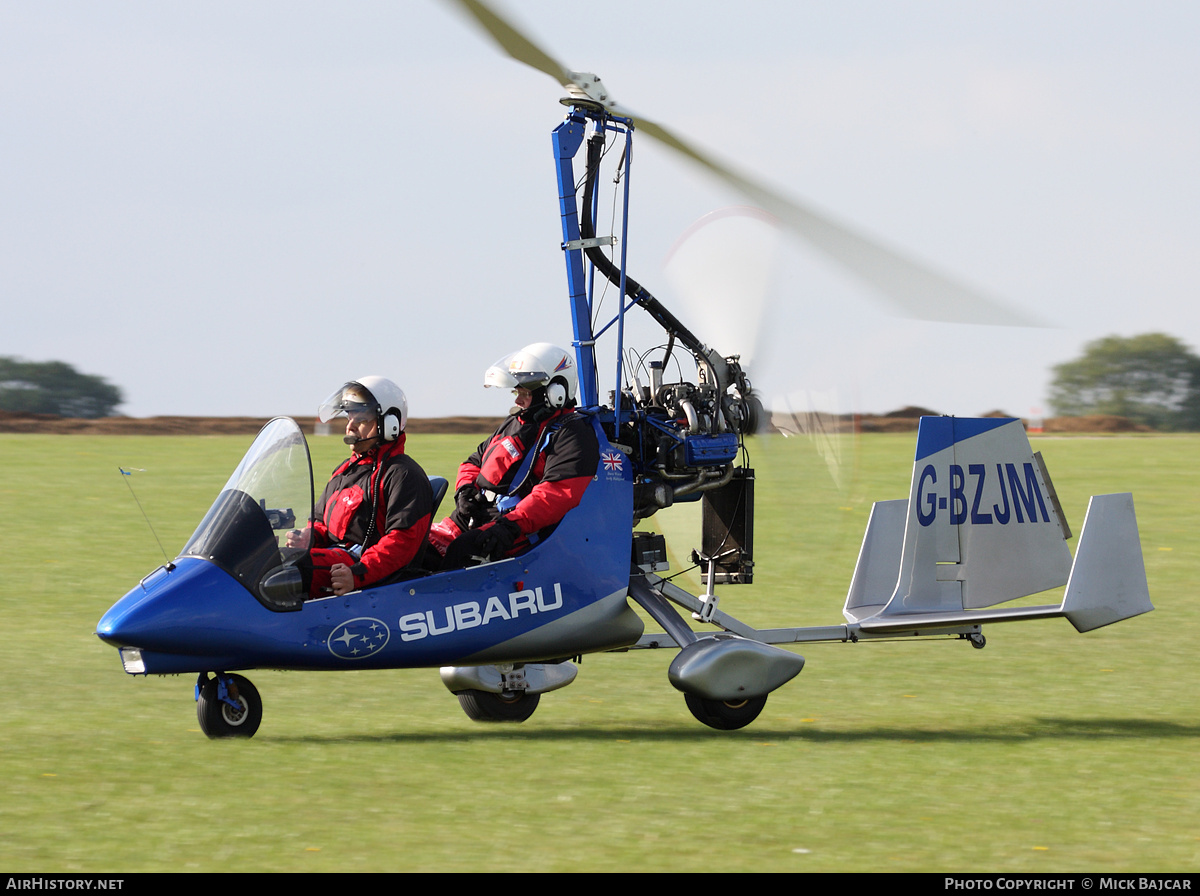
[180, 417, 314, 594]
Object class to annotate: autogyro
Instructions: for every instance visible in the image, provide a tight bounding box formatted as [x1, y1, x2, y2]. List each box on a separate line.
[96, 0, 1152, 738]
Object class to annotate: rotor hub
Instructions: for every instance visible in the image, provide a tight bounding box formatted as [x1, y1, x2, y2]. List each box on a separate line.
[560, 72, 618, 112]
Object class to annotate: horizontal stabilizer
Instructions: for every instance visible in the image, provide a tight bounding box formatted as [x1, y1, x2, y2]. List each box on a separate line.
[856, 603, 1062, 633]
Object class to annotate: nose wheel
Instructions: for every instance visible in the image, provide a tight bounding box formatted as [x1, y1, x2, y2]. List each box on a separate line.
[196, 672, 262, 738]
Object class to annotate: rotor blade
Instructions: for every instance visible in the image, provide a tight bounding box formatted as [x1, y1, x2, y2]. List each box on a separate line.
[446, 0, 572, 84]
[448, 0, 1043, 328]
[635, 116, 1043, 328]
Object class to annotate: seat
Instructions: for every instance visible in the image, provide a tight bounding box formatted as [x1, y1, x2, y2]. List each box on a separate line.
[429, 476, 449, 518]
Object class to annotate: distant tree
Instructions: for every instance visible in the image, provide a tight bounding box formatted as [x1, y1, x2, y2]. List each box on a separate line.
[0, 357, 124, 418]
[1048, 333, 1200, 431]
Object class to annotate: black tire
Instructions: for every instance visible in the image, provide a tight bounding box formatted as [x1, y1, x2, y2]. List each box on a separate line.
[743, 391, 767, 434]
[196, 674, 262, 739]
[684, 692, 767, 731]
[457, 689, 540, 723]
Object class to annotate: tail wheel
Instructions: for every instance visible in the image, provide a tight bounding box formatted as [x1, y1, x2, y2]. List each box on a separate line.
[684, 692, 767, 731]
[457, 689, 540, 723]
[196, 673, 263, 739]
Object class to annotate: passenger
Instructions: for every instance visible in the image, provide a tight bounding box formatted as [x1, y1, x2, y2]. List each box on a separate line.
[429, 343, 599, 568]
[283, 376, 433, 597]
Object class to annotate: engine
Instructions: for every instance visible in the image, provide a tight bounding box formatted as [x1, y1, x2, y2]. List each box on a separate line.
[614, 347, 758, 523]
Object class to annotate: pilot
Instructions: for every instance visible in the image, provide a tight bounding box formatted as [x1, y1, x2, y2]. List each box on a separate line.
[284, 376, 433, 597]
[429, 343, 599, 568]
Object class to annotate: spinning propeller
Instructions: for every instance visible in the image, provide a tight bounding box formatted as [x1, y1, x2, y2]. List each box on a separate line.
[447, 0, 1042, 328]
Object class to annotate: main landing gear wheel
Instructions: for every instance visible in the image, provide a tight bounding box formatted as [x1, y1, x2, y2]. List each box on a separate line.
[457, 689, 541, 723]
[684, 693, 767, 731]
[196, 673, 262, 739]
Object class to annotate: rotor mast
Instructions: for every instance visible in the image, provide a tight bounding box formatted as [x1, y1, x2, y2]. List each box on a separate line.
[553, 101, 759, 434]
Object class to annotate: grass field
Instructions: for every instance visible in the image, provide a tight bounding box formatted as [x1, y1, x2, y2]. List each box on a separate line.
[0, 429, 1196, 872]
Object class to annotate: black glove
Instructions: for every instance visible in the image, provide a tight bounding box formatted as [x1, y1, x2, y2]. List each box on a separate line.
[478, 516, 523, 558]
[451, 485, 490, 529]
[442, 516, 523, 568]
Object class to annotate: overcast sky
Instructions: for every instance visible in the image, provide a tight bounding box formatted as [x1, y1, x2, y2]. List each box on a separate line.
[3, 0, 1197, 420]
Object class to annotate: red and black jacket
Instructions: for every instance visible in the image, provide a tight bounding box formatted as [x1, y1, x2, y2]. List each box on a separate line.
[457, 408, 599, 539]
[312, 434, 432, 588]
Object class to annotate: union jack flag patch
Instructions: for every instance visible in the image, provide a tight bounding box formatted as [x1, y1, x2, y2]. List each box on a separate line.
[601, 451, 624, 471]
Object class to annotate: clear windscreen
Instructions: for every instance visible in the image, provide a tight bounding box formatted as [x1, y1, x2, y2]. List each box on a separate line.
[180, 417, 315, 590]
[217, 417, 314, 528]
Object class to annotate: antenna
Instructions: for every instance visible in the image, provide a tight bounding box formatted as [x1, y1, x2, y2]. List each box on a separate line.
[119, 467, 173, 569]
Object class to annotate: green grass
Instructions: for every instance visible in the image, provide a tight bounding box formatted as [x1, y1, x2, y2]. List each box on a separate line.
[0, 430, 1196, 872]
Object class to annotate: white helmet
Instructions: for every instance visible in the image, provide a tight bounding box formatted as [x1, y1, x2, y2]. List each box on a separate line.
[318, 375, 408, 441]
[483, 343, 577, 409]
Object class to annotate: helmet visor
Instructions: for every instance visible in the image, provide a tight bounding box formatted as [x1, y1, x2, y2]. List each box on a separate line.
[317, 383, 377, 423]
[483, 351, 551, 391]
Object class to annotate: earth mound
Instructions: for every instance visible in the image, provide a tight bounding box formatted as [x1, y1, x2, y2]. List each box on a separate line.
[0, 409, 1154, 435]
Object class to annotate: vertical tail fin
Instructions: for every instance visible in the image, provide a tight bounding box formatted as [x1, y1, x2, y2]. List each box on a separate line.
[1062, 493, 1152, 631]
[895, 417, 1073, 614]
[844, 417, 1151, 631]
[846, 417, 1109, 625]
